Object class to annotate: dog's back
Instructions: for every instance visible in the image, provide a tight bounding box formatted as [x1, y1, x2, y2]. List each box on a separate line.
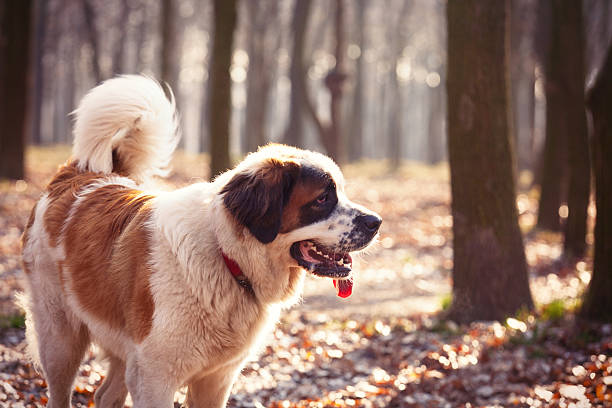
[20, 76, 179, 408]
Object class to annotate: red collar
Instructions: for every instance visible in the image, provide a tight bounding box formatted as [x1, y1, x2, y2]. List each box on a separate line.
[221, 251, 254, 295]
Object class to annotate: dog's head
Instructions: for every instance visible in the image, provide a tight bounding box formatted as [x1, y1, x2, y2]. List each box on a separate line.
[220, 144, 381, 297]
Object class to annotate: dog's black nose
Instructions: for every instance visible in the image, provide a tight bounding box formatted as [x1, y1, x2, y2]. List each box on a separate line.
[356, 214, 382, 233]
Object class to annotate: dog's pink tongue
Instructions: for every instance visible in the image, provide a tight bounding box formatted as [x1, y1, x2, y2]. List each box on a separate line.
[333, 278, 353, 298]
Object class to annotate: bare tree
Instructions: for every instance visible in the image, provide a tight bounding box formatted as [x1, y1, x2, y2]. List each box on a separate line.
[510, 0, 537, 173]
[387, 0, 412, 170]
[446, 0, 533, 323]
[561, 0, 590, 259]
[112, 0, 130, 76]
[161, 0, 179, 94]
[81, 0, 102, 83]
[208, 0, 237, 179]
[284, 0, 313, 149]
[580, 44, 612, 321]
[348, 0, 367, 162]
[0, 0, 32, 180]
[301, 0, 348, 163]
[244, 0, 281, 153]
[29, 0, 47, 145]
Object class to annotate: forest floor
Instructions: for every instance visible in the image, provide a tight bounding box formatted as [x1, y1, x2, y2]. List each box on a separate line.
[0, 146, 610, 407]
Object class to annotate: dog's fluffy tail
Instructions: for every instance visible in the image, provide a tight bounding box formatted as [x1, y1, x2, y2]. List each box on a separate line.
[72, 75, 179, 180]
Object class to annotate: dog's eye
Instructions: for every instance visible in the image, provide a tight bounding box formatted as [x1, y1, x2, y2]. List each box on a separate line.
[315, 193, 328, 205]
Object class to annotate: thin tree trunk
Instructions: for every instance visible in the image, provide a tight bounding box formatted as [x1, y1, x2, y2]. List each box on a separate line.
[284, 0, 312, 148]
[0, 0, 32, 180]
[30, 0, 47, 145]
[580, 44, 612, 321]
[244, 0, 279, 154]
[388, 68, 402, 170]
[446, 0, 533, 323]
[321, 0, 347, 163]
[112, 0, 129, 76]
[161, 0, 178, 93]
[537, 0, 569, 232]
[348, 0, 366, 162]
[81, 0, 102, 83]
[208, 0, 237, 179]
[427, 71, 445, 164]
[561, 0, 590, 259]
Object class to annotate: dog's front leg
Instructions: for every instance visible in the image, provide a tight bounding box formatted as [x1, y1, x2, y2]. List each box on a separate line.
[185, 363, 243, 408]
[125, 357, 177, 408]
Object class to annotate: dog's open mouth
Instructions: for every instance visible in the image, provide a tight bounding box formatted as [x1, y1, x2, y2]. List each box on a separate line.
[290, 241, 353, 298]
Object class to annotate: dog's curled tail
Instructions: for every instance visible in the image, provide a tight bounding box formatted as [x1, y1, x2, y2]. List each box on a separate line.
[72, 75, 179, 180]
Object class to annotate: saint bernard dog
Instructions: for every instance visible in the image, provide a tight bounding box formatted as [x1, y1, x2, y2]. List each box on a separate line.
[20, 75, 381, 408]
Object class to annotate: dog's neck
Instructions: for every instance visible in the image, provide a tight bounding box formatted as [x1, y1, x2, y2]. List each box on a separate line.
[221, 250, 255, 296]
[211, 197, 305, 307]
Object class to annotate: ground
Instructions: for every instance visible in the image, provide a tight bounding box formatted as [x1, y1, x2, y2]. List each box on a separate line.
[0, 146, 610, 407]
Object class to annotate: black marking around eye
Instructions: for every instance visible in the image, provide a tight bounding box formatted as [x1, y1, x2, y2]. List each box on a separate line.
[297, 165, 338, 226]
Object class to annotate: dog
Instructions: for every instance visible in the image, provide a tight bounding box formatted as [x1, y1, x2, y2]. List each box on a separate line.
[20, 75, 381, 408]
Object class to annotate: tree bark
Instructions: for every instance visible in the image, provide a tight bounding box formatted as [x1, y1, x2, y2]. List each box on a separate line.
[348, 0, 367, 162]
[0, 0, 32, 180]
[283, 0, 312, 148]
[161, 0, 178, 94]
[446, 0, 533, 323]
[208, 0, 237, 179]
[560, 0, 590, 259]
[30, 0, 47, 145]
[244, 0, 280, 154]
[536, 0, 571, 232]
[388, 68, 402, 170]
[580, 45, 612, 322]
[321, 0, 348, 163]
[81, 0, 102, 83]
[112, 0, 129, 76]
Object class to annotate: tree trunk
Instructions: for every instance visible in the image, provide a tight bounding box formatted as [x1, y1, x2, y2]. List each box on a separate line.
[580, 45, 612, 321]
[321, 0, 347, 163]
[208, 0, 237, 179]
[112, 0, 129, 76]
[30, 0, 47, 145]
[244, 0, 279, 154]
[283, 0, 312, 148]
[388, 67, 402, 170]
[446, 0, 533, 323]
[348, 0, 366, 162]
[161, 0, 178, 94]
[536, 0, 571, 232]
[81, 0, 102, 83]
[561, 0, 590, 259]
[510, 0, 536, 173]
[0, 0, 32, 180]
[427, 72, 446, 164]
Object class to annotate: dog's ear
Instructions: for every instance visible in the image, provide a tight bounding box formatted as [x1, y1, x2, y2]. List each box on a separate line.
[221, 159, 300, 244]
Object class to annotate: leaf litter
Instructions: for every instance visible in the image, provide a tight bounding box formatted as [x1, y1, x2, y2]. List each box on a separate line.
[0, 149, 609, 407]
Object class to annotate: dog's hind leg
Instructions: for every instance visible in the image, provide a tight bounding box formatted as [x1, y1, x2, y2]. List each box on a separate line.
[35, 309, 90, 408]
[94, 354, 128, 408]
[22, 270, 90, 407]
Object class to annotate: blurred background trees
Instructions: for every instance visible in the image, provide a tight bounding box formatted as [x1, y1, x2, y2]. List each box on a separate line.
[1, 0, 611, 321]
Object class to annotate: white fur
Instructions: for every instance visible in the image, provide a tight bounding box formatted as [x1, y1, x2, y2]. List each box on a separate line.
[72, 75, 179, 181]
[21, 76, 380, 408]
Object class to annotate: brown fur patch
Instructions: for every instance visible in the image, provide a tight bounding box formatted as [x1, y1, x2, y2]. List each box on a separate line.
[63, 184, 155, 342]
[43, 161, 105, 247]
[279, 178, 327, 233]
